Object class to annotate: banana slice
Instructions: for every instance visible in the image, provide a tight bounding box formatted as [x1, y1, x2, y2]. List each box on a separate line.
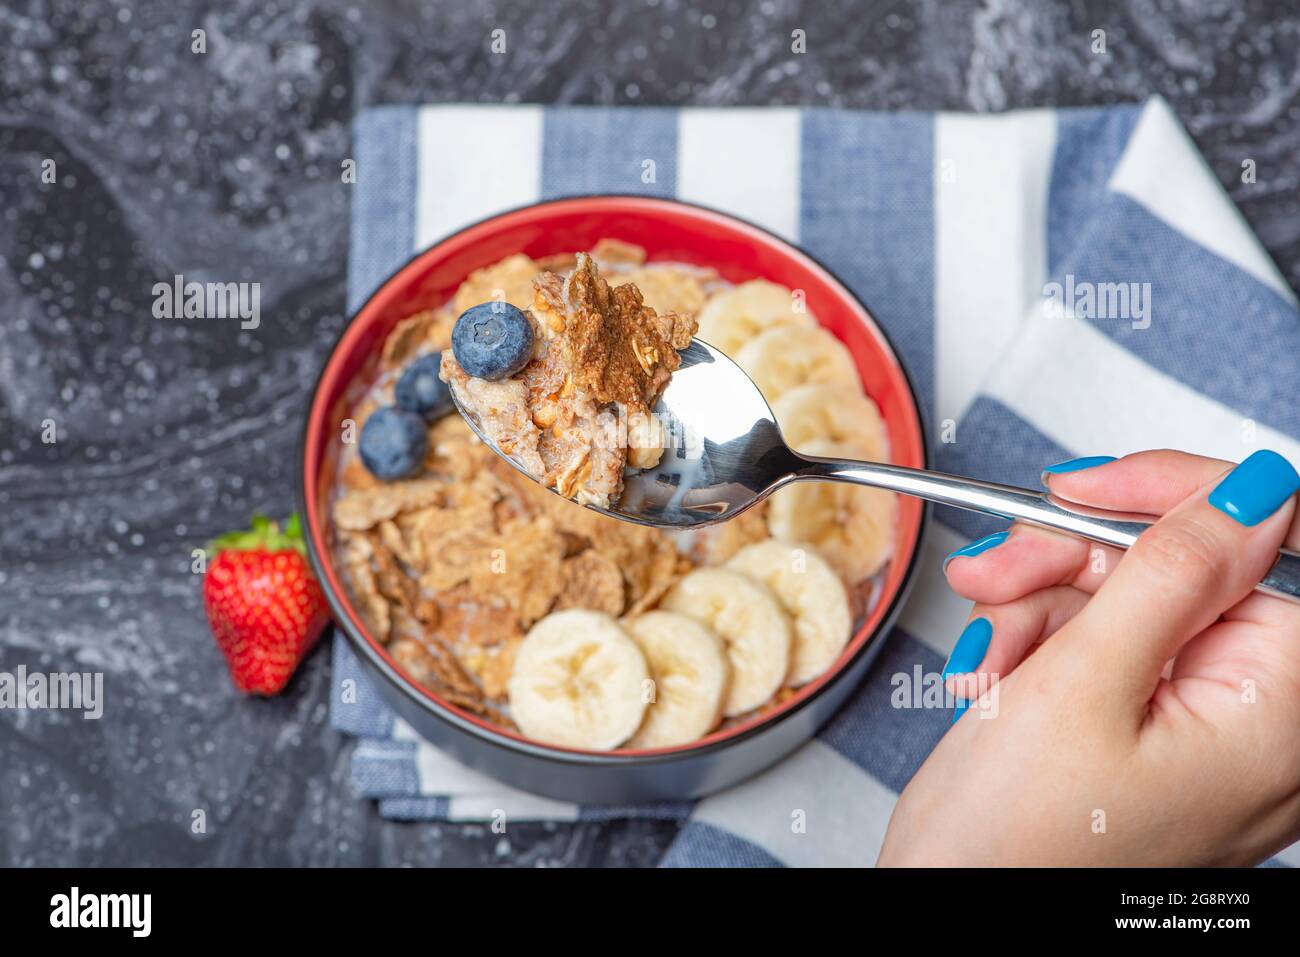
[772, 383, 889, 460]
[625, 611, 730, 748]
[733, 323, 860, 404]
[726, 540, 852, 686]
[507, 609, 649, 751]
[767, 438, 896, 584]
[695, 279, 815, 357]
[661, 568, 792, 717]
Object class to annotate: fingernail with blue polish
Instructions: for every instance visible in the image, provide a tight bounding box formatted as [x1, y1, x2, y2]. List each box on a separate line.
[943, 530, 1009, 571]
[1041, 455, 1117, 477]
[944, 617, 993, 722]
[1208, 450, 1300, 527]
[944, 617, 993, 678]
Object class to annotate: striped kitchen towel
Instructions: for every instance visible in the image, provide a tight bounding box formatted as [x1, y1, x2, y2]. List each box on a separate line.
[334, 98, 1300, 867]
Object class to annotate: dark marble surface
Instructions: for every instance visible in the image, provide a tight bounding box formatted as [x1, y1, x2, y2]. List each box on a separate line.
[0, 0, 1296, 866]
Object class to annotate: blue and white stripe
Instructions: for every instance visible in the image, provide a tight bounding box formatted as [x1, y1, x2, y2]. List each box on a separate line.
[337, 98, 1300, 867]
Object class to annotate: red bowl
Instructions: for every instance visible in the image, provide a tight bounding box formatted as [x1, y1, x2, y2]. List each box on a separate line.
[300, 196, 928, 802]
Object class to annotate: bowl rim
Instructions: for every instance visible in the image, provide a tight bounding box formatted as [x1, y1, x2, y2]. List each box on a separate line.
[298, 194, 931, 767]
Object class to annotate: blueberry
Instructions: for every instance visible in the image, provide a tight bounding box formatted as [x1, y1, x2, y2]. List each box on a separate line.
[358, 407, 428, 480]
[395, 352, 454, 421]
[451, 302, 534, 380]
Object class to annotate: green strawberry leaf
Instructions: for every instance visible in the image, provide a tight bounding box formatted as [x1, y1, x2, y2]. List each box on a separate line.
[208, 513, 308, 558]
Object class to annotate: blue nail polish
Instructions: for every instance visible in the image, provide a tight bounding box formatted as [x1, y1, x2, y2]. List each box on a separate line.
[1042, 455, 1117, 476]
[945, 618, 992, 721]
[943, 530, 1009, 571]
[943, 617, 993, 679]
[1208, 450, 1300, 527]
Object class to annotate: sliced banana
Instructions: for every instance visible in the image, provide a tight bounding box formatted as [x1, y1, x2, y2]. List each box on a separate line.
[772, 383, 889, 460]
[695, 279, 815, 357]
[733, 323, 860, 404]
[660, 568, 792, 717]
[507, 609, 649, 751]
[726, 540, 852, 686]
[625, 611, 730, 748]
[767, 438, 896, 584]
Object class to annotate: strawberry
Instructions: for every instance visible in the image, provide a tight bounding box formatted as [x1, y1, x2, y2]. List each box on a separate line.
[202, 514, 330, 695]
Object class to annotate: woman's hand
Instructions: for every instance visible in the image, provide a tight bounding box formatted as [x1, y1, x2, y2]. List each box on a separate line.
[878, 449, 1300, 866]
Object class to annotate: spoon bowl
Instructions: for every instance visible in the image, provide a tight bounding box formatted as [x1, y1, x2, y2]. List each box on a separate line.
[451, 339, 799, 529]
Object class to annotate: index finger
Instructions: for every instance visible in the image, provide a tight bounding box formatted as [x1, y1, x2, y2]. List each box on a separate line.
[1045, 449, 1300, 550]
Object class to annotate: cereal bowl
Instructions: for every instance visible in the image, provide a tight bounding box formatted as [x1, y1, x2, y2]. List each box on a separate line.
[300, 196, 928, 803]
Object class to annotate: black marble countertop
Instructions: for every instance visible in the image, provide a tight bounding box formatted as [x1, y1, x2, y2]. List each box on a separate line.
[2, 0, 1297, 866]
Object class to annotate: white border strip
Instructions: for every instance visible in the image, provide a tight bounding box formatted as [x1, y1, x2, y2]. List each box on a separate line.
[934, 110, 1057, 424]
[898, 521, 975, 658]
[692, 739, 895, 866]
[986, 311, 1300, 465]
[415, 105, 543, 249]
[677, 108, 802, 241]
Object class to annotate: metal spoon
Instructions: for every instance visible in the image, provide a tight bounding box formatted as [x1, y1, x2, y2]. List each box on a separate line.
[453, 339, 1300, 604]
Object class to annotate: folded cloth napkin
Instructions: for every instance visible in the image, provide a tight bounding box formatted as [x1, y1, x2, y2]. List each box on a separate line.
[335, 98, 1300, 867]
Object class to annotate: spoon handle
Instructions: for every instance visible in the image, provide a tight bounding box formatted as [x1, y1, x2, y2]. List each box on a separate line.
[795, 455, 1300, 604]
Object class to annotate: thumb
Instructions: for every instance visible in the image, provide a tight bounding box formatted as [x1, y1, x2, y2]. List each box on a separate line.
[1064, 449, 1299, 705]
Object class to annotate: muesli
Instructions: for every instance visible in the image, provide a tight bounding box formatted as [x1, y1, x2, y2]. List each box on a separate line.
[439, 252, 696, 508]
[330, 242, 896, 750]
